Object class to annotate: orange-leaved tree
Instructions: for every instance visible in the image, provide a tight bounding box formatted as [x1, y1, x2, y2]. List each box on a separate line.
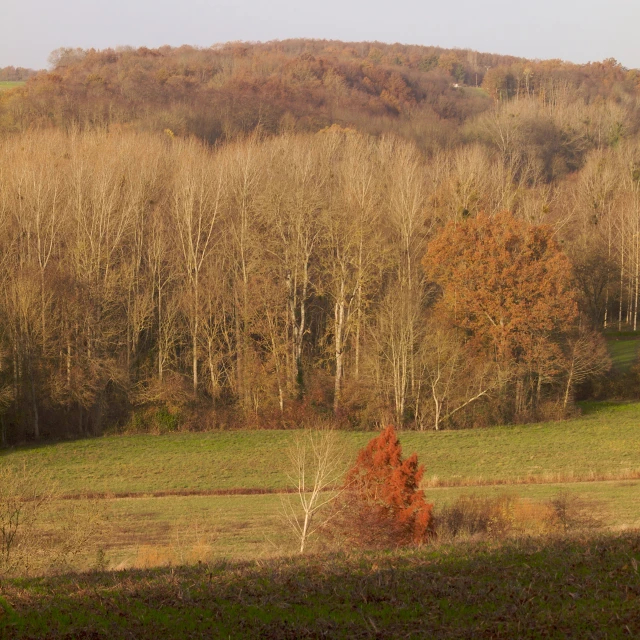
[422, 211, 578, 416]
[340, 425, 433, 546]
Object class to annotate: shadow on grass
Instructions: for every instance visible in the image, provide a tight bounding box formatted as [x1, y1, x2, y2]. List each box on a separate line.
[575, 400, 635, 416]
[3, 531, 640, 639]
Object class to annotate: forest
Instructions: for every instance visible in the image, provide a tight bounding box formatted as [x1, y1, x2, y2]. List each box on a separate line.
[0, 40, 639, 442]
[0, 66, 35, 82]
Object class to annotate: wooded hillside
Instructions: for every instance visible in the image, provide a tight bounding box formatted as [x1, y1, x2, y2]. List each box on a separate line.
[2, 40, 638, 149]
[0, 40, 639, 441]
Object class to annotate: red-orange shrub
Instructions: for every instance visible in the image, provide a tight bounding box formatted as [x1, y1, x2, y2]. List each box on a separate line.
[339, 425, 434, 546]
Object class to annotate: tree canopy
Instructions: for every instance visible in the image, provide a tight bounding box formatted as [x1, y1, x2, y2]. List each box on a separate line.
[423, 212, 578, 361]
[423, 212, 580, 415]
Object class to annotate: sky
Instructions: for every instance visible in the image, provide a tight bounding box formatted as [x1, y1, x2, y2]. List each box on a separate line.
[3, 0, 639, 70]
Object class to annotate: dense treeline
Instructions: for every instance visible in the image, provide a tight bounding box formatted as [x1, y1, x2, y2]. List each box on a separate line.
[0, 119, 631, 442]
[0, 41, 491, 148]
[1, 41, 640, 442]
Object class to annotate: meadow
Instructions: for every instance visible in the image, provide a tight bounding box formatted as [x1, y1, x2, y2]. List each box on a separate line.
[607, 334, 640, 372]
[3, 401, 640, 496]
[0, 402, 639, 636]
[0, 81, 24, 91]
[28, 479, 639, 573]
[0, 401, 638, 572]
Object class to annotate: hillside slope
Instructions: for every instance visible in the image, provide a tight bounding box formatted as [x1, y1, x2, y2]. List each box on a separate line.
[2, 40, 637, 148]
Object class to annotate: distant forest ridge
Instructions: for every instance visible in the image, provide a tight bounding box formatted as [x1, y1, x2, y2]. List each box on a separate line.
[0, 66, 37, 81]
[1, 40, 638, 148]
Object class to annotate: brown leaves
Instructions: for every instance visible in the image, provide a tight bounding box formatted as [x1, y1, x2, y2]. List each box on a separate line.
[423, 211, 578, 367]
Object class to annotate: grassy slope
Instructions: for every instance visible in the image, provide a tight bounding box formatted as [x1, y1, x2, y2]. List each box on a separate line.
[4, 533, 640, 639]
[3, 402, 640, 494]
[3, 405, 639, 635]
[0, 81, 24, 91]
[3, 402, 639, 573]
[607, 336, 640, 372]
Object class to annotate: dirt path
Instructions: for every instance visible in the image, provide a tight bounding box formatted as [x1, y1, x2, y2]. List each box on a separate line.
[55, 470, 640, 501]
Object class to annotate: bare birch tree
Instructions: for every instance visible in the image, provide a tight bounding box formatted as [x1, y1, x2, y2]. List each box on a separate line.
[171, 139, 225, 392]
[281, 428, 345, 553]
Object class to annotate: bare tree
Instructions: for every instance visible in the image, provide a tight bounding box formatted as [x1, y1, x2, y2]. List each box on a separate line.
[374, 137, 431, 425]
[373, 288, 420, 426]
[260, 135, 325, 397]
[171, 139, 225, 393]
[562, 332, 611, 410]
[322, 132, 383, 413]
[223, 137, 263, 410]
[281, 428, 345, 553]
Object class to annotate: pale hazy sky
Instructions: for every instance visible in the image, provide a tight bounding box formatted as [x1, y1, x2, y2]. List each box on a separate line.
[3, 0, 639, 70]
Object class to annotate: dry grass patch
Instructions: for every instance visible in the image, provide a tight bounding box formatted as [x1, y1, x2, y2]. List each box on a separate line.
[0, 465, 107, 578]
[433, 492, 605, 541]
[20, 480, 637, 573]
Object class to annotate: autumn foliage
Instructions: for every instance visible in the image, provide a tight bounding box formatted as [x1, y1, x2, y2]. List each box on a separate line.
[423, 212, 578, 360]
[2, 41, 635, 149]
[338, 426, 433, 546]
[423, 212, 581, 417]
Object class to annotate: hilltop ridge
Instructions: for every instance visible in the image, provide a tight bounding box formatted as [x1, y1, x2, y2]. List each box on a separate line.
[1, 39, 637, 147]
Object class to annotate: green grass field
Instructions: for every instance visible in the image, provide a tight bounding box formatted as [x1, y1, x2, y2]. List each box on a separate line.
[0, 81, 25, 92]
[607, 335, 640, 371]
[460, 85, 490, 97]
[3, 401, 640, 496]
[0, 401, 636, 573]
[2, 402, 640, 636]
[3, 532, 639, 638]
